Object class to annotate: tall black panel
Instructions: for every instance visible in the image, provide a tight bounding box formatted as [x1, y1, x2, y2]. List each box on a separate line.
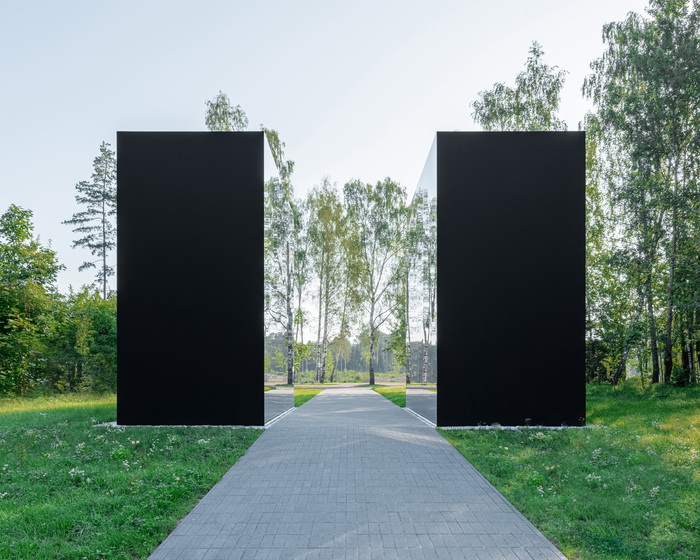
[436, 132, 585, 427]
[117, 132, 264, 425]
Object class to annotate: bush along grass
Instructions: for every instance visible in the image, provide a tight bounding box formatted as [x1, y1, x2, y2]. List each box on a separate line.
[373, 385, 406, 407]
[294, 388, 324, 407]
[0, 396, 262, 560]
[440, 382, 700, 560]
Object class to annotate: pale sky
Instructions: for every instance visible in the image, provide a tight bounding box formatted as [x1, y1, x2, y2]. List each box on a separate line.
[0, 0, 648, 293]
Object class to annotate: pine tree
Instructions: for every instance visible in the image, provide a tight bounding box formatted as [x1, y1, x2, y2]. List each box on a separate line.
[63, 141, 117, 299]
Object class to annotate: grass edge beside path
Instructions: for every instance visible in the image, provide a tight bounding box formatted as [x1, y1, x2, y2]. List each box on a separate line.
[0, 395, 262, 560]
[293, 388, 324, 407]
[440, 382, 700, 560]
[373, 385, 406, 407]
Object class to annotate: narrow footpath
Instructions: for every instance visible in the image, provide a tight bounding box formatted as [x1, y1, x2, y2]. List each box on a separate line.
[149, 388, 566, 560]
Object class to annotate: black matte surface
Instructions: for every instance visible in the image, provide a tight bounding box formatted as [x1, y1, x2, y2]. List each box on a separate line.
[436, 132, 585, 427]
[117, 132, 264, 425]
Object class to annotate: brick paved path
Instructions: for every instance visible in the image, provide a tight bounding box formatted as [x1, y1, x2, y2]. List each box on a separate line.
[149, 388, 566, 560]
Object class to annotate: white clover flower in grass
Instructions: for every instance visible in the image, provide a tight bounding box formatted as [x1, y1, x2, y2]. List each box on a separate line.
[69, 467, 85, 479]
[197, 439, 210, 445]
[649, 486, 660, 498]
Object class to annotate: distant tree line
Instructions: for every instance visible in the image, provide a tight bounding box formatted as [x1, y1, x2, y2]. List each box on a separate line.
[264, 330, 435, 382]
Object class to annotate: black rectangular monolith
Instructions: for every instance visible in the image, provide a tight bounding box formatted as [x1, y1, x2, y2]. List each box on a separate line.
[117, 132, 264, 425]
[436, 132, 585, 426]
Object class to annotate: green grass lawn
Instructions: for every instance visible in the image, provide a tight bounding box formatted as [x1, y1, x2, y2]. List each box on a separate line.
[0, 394, 261, 560]
[4, 383, 698, 560]
[441, 382, 700, 560]
[373, 385, 406, 407]
[0, 392, 116, 414]
[293, 388, 324, 407]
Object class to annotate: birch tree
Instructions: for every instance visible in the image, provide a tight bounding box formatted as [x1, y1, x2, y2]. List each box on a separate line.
[205, 91, 248, 131]
[307, 179, 345, 383]
[344, 178, 407, 384]
[471, 41, 567, 131]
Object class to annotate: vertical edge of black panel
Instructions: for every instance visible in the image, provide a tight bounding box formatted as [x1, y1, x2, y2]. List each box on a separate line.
[436, 132, 585, 427]
[117, 132, 264, 426]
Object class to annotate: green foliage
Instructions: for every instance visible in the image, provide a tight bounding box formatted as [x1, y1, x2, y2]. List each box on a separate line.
[0, 205, 116, 395]
[0, 397, 261, 559]
[583, 0, 700, 385]
[471, 41, 567, 131]
[442, 382, 700, 560]
[42, 288, 117, 393]
[0, 205, 63, 395]
[204, 91, 248, 132]
[0, 205, 62, 286]
[261, 127, 294, 181]
[63, 142, 117, 299]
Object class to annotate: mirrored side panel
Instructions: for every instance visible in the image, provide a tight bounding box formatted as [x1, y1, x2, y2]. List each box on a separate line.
[263, 141, 294, 423]
[406, 138, 437, 424]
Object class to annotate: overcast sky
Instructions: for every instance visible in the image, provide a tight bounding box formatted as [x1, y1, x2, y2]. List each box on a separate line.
[0, 0, 648, 293]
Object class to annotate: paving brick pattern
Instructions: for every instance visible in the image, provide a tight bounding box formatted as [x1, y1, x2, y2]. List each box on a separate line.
[149, 388, 566, 560]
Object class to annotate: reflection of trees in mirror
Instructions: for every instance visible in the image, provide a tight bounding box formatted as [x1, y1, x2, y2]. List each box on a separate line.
[263, 129, 300, 386]
[407, 189, 437, 385]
